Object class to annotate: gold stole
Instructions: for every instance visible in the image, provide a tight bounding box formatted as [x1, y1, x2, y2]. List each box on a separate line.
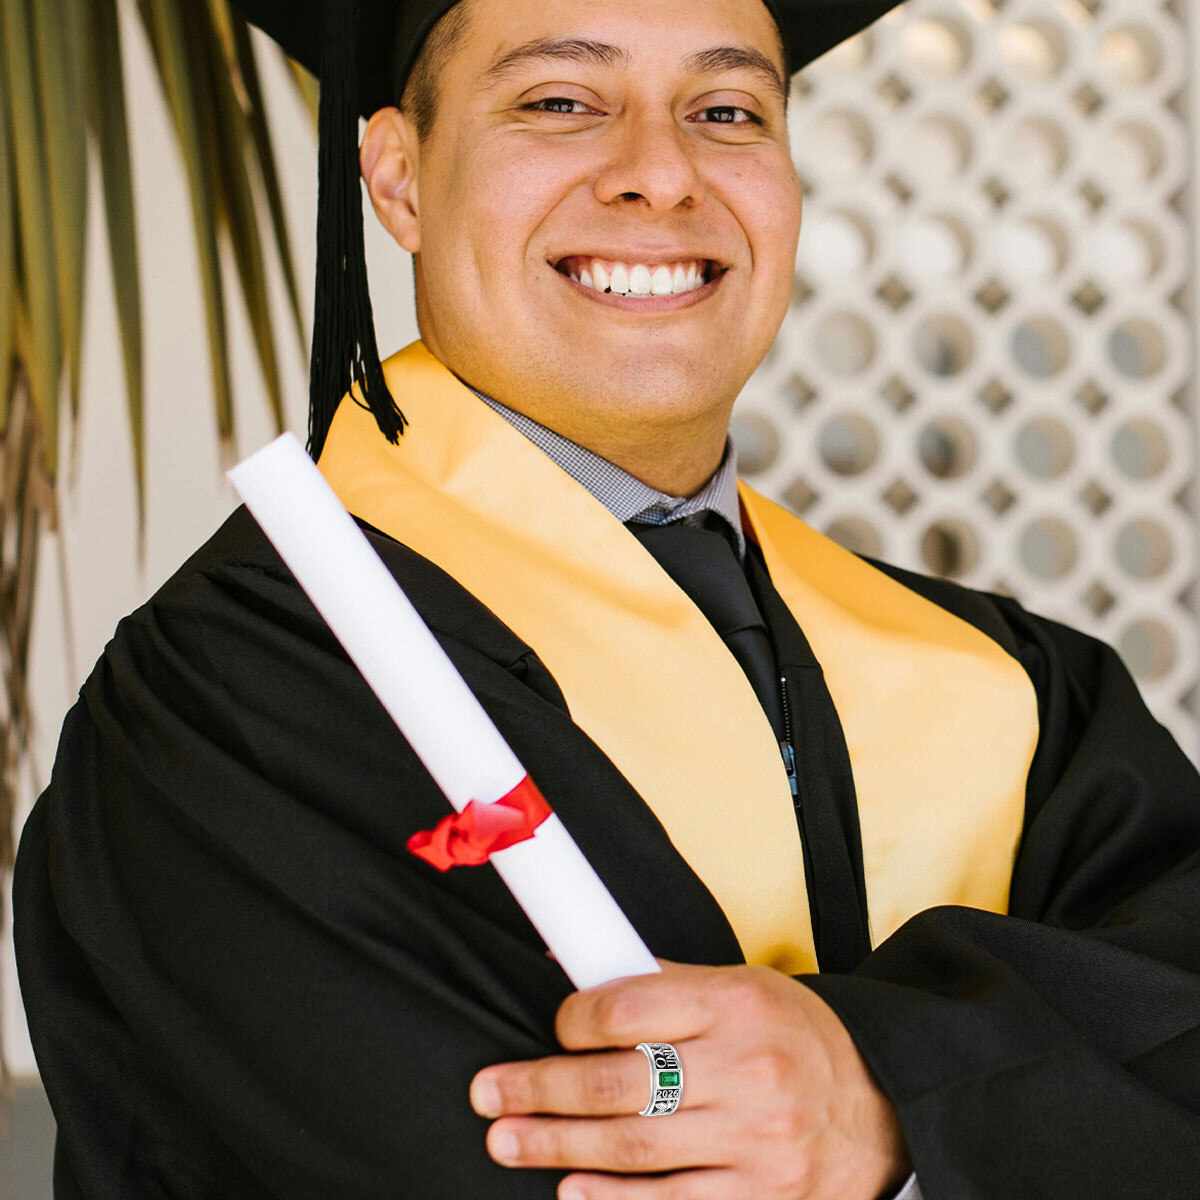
[318, 342, 1039, 975]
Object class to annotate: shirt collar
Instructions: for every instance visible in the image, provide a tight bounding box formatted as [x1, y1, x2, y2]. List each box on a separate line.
[468, 388, 745, 560]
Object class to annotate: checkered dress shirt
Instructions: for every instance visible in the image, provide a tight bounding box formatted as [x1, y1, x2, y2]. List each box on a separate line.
[470, 389, 746, 561]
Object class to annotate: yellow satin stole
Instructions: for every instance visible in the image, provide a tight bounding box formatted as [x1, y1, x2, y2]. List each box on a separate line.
[317, 342, 1039, 975]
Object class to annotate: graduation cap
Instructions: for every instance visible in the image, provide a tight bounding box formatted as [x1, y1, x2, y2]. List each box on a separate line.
[232, 0, 904, 458]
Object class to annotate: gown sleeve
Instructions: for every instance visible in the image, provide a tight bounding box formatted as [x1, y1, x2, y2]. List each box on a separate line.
[802, 593, 1200, 1200]
[13, 546, 582, 1199]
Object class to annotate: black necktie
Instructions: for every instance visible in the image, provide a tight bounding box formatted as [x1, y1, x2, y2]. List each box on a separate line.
[631, 514, 873, 973]
[628, 516, 785, 742]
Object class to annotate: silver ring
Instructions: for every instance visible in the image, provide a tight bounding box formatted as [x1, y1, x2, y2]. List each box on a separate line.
[635, 1042, 682, 1116]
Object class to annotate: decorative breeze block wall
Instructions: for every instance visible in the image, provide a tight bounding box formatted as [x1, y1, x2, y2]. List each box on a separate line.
[733, 0, 1198, 758]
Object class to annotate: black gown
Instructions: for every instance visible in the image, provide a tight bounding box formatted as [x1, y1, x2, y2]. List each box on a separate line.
[13, 505, 1200, 1198]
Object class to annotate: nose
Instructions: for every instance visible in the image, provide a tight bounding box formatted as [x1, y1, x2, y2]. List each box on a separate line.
[593, 109, 706, 212]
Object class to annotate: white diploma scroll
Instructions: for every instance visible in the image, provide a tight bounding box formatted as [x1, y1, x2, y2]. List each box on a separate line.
[228, 432, 660, 991]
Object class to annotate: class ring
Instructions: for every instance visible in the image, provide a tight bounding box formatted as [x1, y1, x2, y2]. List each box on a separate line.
[635, 1042, 683, 1116]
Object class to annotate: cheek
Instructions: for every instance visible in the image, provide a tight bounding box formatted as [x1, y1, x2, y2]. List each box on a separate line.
[446, 146, 581, 280]
[729, 159, 801, 291]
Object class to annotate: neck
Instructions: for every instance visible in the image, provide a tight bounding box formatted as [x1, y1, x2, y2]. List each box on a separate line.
[420, 333, 736, 495]
[567, 418, 731, 497]
[483, 392, 734, 497]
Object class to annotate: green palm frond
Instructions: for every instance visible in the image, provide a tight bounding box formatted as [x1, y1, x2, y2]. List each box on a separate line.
[0, 0, 311, 924]
[88, 0, 145, 524]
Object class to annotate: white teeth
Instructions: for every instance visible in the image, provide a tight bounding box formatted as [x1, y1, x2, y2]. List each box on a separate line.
[629, 264, 653, 295]
[565, 258, 713, 296]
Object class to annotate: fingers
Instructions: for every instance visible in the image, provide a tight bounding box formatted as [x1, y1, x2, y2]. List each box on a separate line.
[556, 964, 719, 1051]
[558, 1168, 741, 1200]
[486, 1110, 731, 1175]
[472, 1042, 709, 1118]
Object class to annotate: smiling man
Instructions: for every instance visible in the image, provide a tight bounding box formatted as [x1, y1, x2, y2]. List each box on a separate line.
[361, 0, 800, 501]
[13, 1, 1200, 1198]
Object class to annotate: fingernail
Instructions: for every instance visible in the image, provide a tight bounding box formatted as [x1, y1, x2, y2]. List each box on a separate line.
[471, 1075, 502, 1117]
[561, 1188, 586, 1200]
[491, 1128, 520, 1165]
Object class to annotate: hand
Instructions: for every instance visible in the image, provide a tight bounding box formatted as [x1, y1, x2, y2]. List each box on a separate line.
[469, 958, 911, 1199]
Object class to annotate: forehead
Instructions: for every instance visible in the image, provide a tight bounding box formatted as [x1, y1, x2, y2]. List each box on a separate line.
[456, 0, 784, 76]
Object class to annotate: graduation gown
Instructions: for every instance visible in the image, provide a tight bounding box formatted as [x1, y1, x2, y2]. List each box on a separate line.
[14, 345, 1200, 1199]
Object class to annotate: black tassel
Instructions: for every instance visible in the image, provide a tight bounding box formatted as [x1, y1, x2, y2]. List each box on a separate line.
[308, 0, 408, 460]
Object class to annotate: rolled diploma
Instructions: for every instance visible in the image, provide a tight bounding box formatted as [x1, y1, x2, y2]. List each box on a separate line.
[228, 432, 660, 991]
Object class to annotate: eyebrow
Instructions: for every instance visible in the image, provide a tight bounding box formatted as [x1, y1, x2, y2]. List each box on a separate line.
[483, 37, 787, 102]
[483, 37, 632, 82]
[683, 45, 787, 102]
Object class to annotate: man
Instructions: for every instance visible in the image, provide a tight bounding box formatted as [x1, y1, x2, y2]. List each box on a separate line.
[13, 0, 1200, 1197]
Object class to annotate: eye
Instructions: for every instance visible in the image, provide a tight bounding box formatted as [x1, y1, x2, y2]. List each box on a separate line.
[522, 97, 596, 116]
[695, 105, 763, 126]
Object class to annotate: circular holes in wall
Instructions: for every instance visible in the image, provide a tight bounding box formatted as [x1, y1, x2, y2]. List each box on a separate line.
[1096, 120, 1165, 185]
[902, 114, 973, 181]
[1001, 116, 1069, 182]
[1018, 516, 1078, 581]
[1107, 317, 1167, 380]
[900, 214, 972, 278]
[799, 209, 875, 278]
[997, 216, 1069, 282]
[821, 29, 875, 73]
[902, 17, 973, 78]
[1111, 418, 1170, 480]
[730, 412, 781, 476]
[1118, 617, 1176, 682]
[917, 415, 978, 479]
[814, 311, 877, 375]
[1088, 219, 1165, 285]
[810, 110, 876, 177]
[824, 515, 884, 558]
[1011, 316, 1071, 379]
[920, 518, 979, 578]
[1100, 24, 1164, 88]
[1015, 416, 1074, 480]
[1114, 517, 1174, 580]
[914, 314, 974, 378]
[818, 412, 880, 476]
[999, 19, 1069, 82]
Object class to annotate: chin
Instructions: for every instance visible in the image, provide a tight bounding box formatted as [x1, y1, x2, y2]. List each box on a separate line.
[563, 354, 735, 424]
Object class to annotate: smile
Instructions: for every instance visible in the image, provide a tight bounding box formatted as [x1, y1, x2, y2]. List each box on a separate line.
[554, 255, 715, 295]
[553, 255, 720, 297]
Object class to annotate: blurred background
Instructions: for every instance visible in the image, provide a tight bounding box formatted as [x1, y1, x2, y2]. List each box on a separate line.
[0, 0, 1193, 1192]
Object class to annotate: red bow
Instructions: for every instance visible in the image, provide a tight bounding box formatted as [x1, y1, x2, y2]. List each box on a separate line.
[406, 775, 552, 871]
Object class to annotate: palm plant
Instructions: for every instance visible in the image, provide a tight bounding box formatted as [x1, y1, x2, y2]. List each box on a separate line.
[0, 0, 311, 875]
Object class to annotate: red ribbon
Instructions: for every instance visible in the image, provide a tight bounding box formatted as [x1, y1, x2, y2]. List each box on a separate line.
[406, 775, 552, 872]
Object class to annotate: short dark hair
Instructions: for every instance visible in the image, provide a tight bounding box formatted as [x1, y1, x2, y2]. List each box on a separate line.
[399, 1, 473, 142]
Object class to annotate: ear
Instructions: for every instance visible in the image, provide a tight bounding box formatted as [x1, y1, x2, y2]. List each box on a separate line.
[361, 107, 421, 254]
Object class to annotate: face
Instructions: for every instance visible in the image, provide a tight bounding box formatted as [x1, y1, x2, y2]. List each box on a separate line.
[363, 0, 801, 466]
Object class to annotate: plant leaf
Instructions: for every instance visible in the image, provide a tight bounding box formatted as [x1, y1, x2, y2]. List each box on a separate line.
[88, 0, 145, 531]
[0, 3, 16, 429]
[2, 0, 62, 477]
[232, 12, 307, 358]
[285, 54, 320, 130]
[32, 0, 89, 452]
[139, 0, 233, 452]
[200, 7, 285, 435]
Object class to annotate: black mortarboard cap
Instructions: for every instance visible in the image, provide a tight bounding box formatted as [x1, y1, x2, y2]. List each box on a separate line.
[233, 0, 905, 457]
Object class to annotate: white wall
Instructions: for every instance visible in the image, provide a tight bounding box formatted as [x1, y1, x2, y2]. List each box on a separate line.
[2, 10, 419, 1079]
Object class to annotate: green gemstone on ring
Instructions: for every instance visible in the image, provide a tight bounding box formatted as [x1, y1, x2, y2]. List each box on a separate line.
[657, 1070, 680, 1087]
